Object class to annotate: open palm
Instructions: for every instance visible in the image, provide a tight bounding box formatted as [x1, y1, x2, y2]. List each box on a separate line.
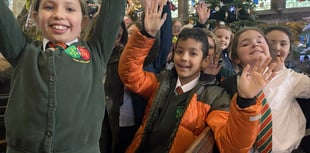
[144, 0, 167, 37]
[237, 57, 275, 98]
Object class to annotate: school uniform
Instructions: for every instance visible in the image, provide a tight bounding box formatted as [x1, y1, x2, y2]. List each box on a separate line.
[264, 67, 310, 152]
[0, 1, 125, 153]
[221, 67, 310, 153]
[119, 31, 265, 153]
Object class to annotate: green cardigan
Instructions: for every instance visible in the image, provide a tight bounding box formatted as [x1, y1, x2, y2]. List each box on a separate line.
[0, 1, 125, 153]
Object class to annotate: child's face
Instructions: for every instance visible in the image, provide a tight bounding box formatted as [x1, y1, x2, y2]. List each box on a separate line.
[33, 0, 87, 43]
[173, 38, 204, 85]
[265, 30, 290, 61]
[172, 21, 182, 36]
[235, 30, 270, 68]
[214, 29, 231, 50]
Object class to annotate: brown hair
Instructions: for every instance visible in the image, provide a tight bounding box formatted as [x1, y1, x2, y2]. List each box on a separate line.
[229, 27, 270, 69]
[32, 0, 89, 16]
[205, 30, 221, 58]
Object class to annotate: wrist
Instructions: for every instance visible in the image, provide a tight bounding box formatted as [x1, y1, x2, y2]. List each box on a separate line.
[140, 29, 156, 38]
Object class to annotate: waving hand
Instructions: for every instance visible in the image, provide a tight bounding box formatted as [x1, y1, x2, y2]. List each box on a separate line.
[144, 0, 167, 37]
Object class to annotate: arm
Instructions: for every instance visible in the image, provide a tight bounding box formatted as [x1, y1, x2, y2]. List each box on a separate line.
[144, 2, 172, 73]
[87, 0, 126, 63]
[0, 1, 27, 65]
[119, 0, 167, 99]
[207, 94, 261, 152]
[207, 57, 276, 152]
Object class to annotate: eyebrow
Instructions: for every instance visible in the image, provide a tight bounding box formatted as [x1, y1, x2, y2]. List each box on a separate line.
[240, 35, 263, 43]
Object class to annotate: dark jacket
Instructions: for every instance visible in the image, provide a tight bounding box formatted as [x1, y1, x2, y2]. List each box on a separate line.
[119, 31, 263, 153]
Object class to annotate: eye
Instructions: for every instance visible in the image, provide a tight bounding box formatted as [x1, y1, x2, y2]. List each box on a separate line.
[66, 7, 75, 12]
[280, 42, 288, 47]
[189, 51, 198, 56]
[241, 42, 249, 47]
[44, 5, 54, 11]
[175, 49, 183, 55]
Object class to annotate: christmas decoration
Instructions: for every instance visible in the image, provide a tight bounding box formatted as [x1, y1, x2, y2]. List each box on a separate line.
[189, 0, 257, 31]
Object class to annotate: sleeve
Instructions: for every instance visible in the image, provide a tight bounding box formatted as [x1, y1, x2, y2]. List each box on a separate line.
[118, 31, 159, 100]
[87, 0, 126, 64]
[206, 93, 262, 153]
[0, 1, 27, 65]
[143, 3, 172, 73]
[292, 71, 310, 98]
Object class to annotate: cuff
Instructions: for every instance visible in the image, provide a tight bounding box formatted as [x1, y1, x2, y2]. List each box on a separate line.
[237, 95, 256, 108]
[140, 29, 155, 38]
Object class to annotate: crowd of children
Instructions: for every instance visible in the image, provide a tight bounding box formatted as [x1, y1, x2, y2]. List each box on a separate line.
[0, 0, 309, 153]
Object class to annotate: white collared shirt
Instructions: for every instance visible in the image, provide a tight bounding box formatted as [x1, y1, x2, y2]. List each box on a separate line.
[175, 74, 200, 95]
[249, 67, 310, 153]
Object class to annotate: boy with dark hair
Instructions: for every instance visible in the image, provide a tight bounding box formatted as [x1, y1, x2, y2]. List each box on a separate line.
[118, 0, 275, 152]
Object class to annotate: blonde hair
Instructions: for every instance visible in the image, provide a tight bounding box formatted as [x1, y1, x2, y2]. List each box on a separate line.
[212, 25, 234, 49]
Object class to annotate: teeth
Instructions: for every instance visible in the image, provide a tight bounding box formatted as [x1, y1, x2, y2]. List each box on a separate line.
[53, 25, 67, 30]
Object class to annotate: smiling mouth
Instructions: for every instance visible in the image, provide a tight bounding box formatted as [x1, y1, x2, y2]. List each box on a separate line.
[250, 50, 263, 55]
[177, 64, 191, 69]
[51, 25, 68, 30]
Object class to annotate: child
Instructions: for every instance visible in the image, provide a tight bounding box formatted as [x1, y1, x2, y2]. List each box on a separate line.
[118, 1, 274, 152]
[221, 26, 309, 153]
[0, 0, 125, 153]
[172, 19, 183, 37]
[264, 26, 310, 152]
[201, 30, 222, 79]
[194, 1, 235, 84]
[221, 27, 275, 153]
[213, 26, 234, 70]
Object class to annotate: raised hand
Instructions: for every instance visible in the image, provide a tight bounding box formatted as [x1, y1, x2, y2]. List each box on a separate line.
[237, 57, 275, 98]
[144, 0, 167, 37]
[202, 54, 222, 75]
[195, 1, 211, 24]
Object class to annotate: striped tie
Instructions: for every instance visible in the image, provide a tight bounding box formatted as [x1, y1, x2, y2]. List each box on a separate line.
[256, 91, 272, 153]
[47, 42, 67, 50]
[175, 86, 183, 95]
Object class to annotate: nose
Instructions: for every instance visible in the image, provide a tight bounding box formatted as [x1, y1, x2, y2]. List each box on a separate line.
[253, 42, 259, 47]
[53, 8, 65, 20]
[180, 52, 189, 61]
[272, 43, 281, 51]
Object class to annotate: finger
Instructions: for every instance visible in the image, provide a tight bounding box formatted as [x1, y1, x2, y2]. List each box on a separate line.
[241, 64, 251, 78]
[201, 1, 206, 9]
[264, 63, 276, 83]
[259, 57, 271, 74]
[145, 1, 150, 16]
[157, 0, 164, 15]
[151, 0, 157, 14]
[263, 62, 274, 80]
